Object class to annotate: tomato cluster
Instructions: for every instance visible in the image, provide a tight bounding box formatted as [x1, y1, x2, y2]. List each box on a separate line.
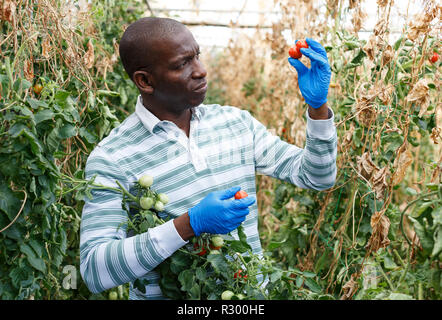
[288, 39, 309, 59]
[233, 269, 248, 280]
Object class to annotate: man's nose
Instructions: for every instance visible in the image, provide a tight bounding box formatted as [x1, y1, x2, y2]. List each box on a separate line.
[192, 59, 207, 79]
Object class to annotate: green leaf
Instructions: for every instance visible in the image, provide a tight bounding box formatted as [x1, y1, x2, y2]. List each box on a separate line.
[20, 244, 46, 273]
[35, 109, 54, 124]
[26, 97, 48, 110]
[97, 89, 120, 97]
[304, 278, 322, 293]
[405, 187, 418, 196]
[267, 239, 286, 250]
[229, 240, 251, 253]
[169, 251, 192, 274]
[431, 225, 442, 258]
[195, 267, 207, 281]
[0, 183, 22, 221]
[206, 253, 229, 274]
[29, 239, 44, 258]
[302, 271, 316, 278]
[270, 270, 283, 282]
[383, 256, 398, 270]
[59, 123, 78, 139]
[79, 127, 98, 144]
[350, 49, 366, 65]
[295, 276, 303, 288]
[410, 201, 434, 218]
[386, 292, 414, 300]
[54, 90, 70, 106]
[178, 269, 195, 292]
[432, 206, 442, 225]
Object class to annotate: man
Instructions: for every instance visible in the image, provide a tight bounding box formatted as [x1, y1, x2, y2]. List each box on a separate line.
[80, 17, 337, 299]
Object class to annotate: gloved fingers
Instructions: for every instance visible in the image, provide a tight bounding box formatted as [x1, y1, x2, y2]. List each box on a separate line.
[288, 57, 308, 76]
[230, 195, 256, 209]
[299, 48, 328, 66]
[305, 38, 328, 59]
[218, 186, 242, 200]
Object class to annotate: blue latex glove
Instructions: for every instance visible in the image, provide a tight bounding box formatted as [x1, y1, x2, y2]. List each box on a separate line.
[288, 38, 331, 109]
[188, 186, 256, 236]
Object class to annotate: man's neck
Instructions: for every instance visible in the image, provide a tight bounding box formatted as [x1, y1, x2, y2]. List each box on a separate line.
[143, 101, 192, 137]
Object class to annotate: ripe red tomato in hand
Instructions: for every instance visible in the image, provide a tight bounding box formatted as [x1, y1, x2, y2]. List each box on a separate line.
[289, 46, 302, 59]
[289, 39, 309, 59]
[234, 190, 248, 200]
[430, 52, 439, 63]
[296, 39, 309, 50]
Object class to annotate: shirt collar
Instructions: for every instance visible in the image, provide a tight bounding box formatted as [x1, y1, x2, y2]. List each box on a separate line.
[135, 95, 204, 133]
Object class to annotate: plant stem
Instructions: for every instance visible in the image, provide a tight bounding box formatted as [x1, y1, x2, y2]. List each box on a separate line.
[396, 246, 412, 291]
[378, 265, 395, 291]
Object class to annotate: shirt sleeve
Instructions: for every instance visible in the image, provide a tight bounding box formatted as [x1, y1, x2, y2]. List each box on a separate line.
[79, 147, 187, 294]
[243, 108, 337, 191]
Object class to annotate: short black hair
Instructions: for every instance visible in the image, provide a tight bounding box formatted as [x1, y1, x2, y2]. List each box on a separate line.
[119, 17, 186, 81]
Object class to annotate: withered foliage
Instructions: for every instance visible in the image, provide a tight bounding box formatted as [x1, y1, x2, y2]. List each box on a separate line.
[366, 209, 391, 252]
[205, 2, 441, 293]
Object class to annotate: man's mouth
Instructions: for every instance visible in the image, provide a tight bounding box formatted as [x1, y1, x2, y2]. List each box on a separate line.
[193, 80, 207, 93]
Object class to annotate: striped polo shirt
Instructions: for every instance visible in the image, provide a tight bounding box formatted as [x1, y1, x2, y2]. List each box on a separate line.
[80, 95, 337, 299]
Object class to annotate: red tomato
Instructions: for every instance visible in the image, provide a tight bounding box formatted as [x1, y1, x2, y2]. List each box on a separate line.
[193, 243, 207, 256]
[289, 46, 302, 59]
[33, 84, 43, 95]
[296, 39, 309, 50]
[234, 190, 248, 200]
[430, 52, 439, 63]
[234, 269, 243, 279]
[234, 269, 248, 280]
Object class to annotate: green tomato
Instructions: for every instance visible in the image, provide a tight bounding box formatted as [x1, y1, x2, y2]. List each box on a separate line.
[154, 201, 164, 211]
[139, 174, 153, 188]
[157, 193, 169, 204]
[109, 291, 118, 300]
[221, 290, 235, 300]
[209, 250, 220, 255]
[211, 236, 224, 248]
[236, 293, 246, 300]
[140, 197, 154, 210]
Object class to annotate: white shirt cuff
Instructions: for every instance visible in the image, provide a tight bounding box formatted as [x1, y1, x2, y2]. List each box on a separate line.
[306, 108, 336, 140]
[149, 219, 188, 258]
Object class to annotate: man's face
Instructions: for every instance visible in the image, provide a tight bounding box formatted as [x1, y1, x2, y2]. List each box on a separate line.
[147, 28, 207, 111]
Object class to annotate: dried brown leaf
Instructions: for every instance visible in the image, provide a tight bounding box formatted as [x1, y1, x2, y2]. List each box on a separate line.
[0, 0, 16, 23]
[24, 59, 34, 82]
[42, 37, 52, 59]
[374, 18, 388, 36]
[84, 39, 94, 69]
[407, 5, 438, 41]
[406, 79, 430, 117]
[430, 127, 441, 144]
[357, 152, 379, 180]
[392, 144, 413, 185]
[372, 166, 389, 200]
[363, 35, 376, 60]
[340, 273, 358, 300]
[366, 209, 391, 252]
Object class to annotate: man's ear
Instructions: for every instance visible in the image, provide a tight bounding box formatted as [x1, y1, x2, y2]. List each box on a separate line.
[133, 70, 154, 95]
